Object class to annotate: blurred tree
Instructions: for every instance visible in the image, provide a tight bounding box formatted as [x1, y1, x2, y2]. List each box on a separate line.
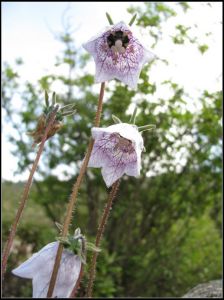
[2, 2, 222, 298]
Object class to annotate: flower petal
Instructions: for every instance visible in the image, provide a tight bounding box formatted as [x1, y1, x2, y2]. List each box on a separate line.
[89, 123, 144, 186]
[89, 131, 113, 168]
[12, 242, 57, 279]
[82, 21, 155, 89]
[12, 242, 82, 298]
[32, 274, 50, 298]
[101, 162, 126, 187]
[53, 254, 81, 298]
[92, 123, 144, 150]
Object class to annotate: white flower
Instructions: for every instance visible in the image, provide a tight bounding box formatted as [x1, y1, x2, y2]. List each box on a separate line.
[83, 21, 155, 89]
[12, 242, 81, 298]
[88, 123, 144, 187]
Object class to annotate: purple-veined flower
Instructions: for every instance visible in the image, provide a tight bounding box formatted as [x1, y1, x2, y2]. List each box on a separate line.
[82, 21, 155, 89]
[88, 123, 144, 187]
[12, 241, 81, 298]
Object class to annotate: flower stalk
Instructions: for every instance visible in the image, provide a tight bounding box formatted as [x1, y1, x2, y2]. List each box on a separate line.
[86, 179, 121, 298]
[2, 105, 59, 277]
[47, 82, 105, 298]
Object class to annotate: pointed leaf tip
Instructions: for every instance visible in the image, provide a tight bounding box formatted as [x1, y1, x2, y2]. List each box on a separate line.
[106, 12, 114, 25]
[55, 222, 63, 232]
[130, 107, 138, 124]
[52, 92, 56, 105]
[45, 90, 49, 107]
[61, 110, 76, 117]
[60, 103, 76, 111]
[139, 124, 156, 132]
[129, 14, 137, 26]
[112, 114, 122, 124]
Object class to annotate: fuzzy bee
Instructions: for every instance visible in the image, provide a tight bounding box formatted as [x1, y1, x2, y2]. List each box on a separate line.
[107, 30, 129, 47]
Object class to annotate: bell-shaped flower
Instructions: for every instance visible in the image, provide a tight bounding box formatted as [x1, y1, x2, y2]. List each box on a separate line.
[12, 241, 81, 298]
[88, 123, 144, 187]
[82, 21, 155, 89]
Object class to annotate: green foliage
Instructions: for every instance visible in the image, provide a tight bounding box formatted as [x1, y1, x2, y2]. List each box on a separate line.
[198, 44, 209, 54]
[2, 2, 222, 298]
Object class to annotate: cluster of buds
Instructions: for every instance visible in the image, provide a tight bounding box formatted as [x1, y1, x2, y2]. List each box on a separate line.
[27, 91, 76, 147]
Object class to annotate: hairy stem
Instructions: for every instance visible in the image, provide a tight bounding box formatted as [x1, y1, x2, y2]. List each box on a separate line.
[47, 82, 105, 298]
[1, 106, 59, 277]
[86, 179, 121, 298]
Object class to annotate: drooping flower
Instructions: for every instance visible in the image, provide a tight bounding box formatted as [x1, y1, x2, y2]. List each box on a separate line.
[12, 227, 101, 298]
[12, 241, 82, 298]
[88, 123, 144, 187]
[82, 21, 155, 89]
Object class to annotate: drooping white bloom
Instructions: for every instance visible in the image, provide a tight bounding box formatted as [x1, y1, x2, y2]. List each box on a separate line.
[12, 242, 81, 298]
[83, 21, 155, 89]
[88, 123, 144, 187]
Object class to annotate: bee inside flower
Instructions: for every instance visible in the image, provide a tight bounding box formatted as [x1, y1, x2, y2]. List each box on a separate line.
[83, 21, 155, 89]
[107, 30, 130, 54]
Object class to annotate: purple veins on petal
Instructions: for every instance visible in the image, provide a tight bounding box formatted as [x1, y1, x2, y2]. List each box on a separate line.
[83, 21, 155, 89]
[12, 242, 81, 298]
[88, 123, 144, 187]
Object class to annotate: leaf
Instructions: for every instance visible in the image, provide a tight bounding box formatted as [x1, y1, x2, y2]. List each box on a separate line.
[52, 92, 56, 105]
[106, 12, 114, 25]
[45, 91, 49, 107]
[85, 242, 101, 253]
[129, 14, 137, 26]
[138, 124, 156, 132]
[112, 115, 122, 124]
[129, 107, 138, 123]
[55, 222, 63, 232]
[198, 44, 209, 54]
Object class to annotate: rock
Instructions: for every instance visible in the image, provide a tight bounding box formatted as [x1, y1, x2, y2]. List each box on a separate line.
[182, 280, 222, 298]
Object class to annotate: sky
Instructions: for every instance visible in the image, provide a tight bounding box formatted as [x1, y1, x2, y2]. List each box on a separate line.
[2, 1, 222, 182]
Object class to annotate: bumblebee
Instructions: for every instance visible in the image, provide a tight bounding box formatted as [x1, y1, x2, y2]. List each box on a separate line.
[107, 30, 130, 49]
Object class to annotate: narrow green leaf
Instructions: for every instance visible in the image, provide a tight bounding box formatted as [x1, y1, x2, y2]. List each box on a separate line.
[55, 222, 63, 232]
[130, 107, 138, 123]
[129, 14, 137, 26]
[85, 242, 101, 252]
[138, 124, 156, 131]
[61, 110, 76, 117]
[60, 103, 76, 111]
[45, 90, 49, 107]
[52, 92, 56, 105]
[74, 227, 81, 238]
[112, 114, 122, 124]
[106, 12, 114, 25]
